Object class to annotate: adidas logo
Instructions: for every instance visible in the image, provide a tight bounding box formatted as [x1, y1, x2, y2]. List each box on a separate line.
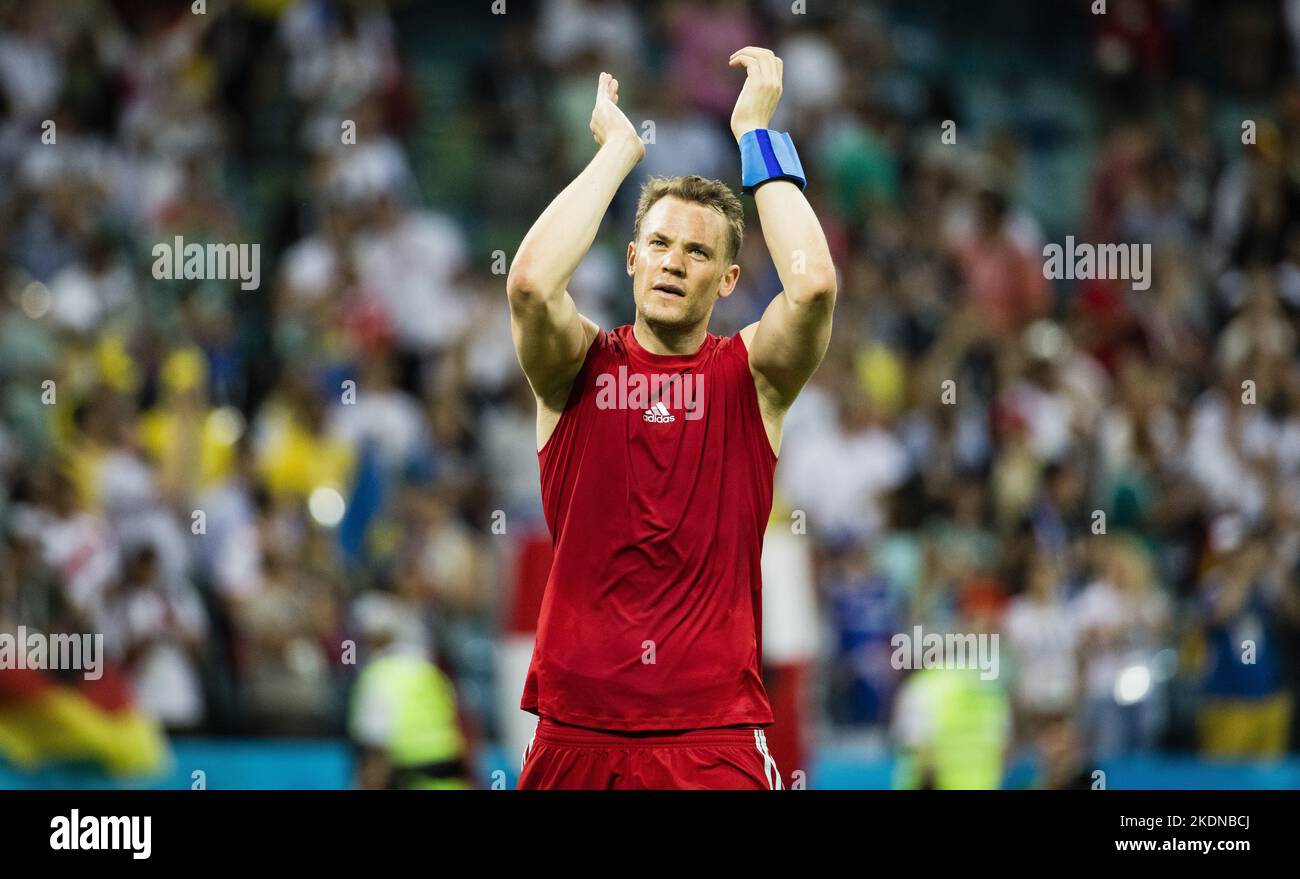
[595, 367, 704, 421]
[643, 401, 675, 423]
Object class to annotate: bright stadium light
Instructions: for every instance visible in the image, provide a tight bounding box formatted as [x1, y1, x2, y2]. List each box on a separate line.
[1114, 663, 1152, 706]
[308, 486, 346, 527]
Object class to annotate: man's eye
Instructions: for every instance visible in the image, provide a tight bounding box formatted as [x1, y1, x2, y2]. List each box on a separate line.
[651, 239, 666, 247]
[691, 248, 707, 257]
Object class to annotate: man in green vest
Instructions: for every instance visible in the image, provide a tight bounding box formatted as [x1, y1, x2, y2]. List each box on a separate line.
[892, 665, 1011, 789]
[347, 596, 471, 789]
[890, 602, 1011, 790]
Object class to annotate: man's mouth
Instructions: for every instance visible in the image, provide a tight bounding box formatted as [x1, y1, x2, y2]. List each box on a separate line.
[652, 282, 686, 297]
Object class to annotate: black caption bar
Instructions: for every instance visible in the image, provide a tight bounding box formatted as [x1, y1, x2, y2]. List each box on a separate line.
[1, 789, 1288, 866]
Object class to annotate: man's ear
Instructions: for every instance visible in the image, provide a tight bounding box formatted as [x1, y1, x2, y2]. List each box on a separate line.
[717, 263, 741, 299]
[626, 241, 636, 276]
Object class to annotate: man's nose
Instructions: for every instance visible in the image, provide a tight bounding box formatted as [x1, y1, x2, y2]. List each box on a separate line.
[661, 249, 686, 275]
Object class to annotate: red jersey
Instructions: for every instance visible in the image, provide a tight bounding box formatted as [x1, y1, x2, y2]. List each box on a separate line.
[521, 324, 777, 731]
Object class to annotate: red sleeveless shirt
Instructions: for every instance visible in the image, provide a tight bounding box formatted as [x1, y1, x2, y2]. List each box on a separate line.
[521, 324, 777, 731]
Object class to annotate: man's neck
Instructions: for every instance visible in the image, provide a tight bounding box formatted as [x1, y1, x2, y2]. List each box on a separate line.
[632, 314, 709, 356]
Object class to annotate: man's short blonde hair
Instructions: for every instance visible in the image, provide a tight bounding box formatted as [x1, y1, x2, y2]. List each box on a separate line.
[633, 175, 744, 263]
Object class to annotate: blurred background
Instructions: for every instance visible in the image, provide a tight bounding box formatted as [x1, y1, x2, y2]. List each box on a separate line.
[1, 0, 1299, 789]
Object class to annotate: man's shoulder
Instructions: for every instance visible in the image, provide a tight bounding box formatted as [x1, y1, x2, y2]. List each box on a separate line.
[708, 329, 750, 370]
[733, 322, 760, 356]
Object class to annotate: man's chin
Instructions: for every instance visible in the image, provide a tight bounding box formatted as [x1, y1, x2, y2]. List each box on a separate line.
[639, 300, 695, 328]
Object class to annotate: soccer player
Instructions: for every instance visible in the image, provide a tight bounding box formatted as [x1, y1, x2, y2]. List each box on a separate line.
[508, 47, 836, 789]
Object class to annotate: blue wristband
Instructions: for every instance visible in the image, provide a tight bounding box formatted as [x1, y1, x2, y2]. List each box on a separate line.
[739, 129, 807, 193]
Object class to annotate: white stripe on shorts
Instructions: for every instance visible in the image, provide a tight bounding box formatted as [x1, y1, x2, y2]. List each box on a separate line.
[754, 729, 782, 790]
[521, 730, 536, 772]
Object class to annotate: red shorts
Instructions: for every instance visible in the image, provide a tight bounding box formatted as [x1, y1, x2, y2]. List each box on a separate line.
[517, 718, 783, 790]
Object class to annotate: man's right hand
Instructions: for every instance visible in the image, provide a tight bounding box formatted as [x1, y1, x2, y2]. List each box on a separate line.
[590, 72, 645, 160]
[510, 71, 643, 441]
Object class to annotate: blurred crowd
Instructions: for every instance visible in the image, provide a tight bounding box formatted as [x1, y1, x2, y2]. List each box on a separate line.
[2, 0, 1300, 788]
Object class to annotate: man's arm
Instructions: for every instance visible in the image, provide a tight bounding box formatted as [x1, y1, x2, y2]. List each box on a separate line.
[730, 48, 837, 415]
[506, 72, 644, 409]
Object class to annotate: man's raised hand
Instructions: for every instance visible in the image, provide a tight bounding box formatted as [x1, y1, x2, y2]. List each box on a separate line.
[590, 72, 644, 160]
[728, 47, 783, 142]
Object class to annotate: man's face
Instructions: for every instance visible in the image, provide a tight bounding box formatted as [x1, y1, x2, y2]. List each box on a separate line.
[628, 196, 739, 329]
